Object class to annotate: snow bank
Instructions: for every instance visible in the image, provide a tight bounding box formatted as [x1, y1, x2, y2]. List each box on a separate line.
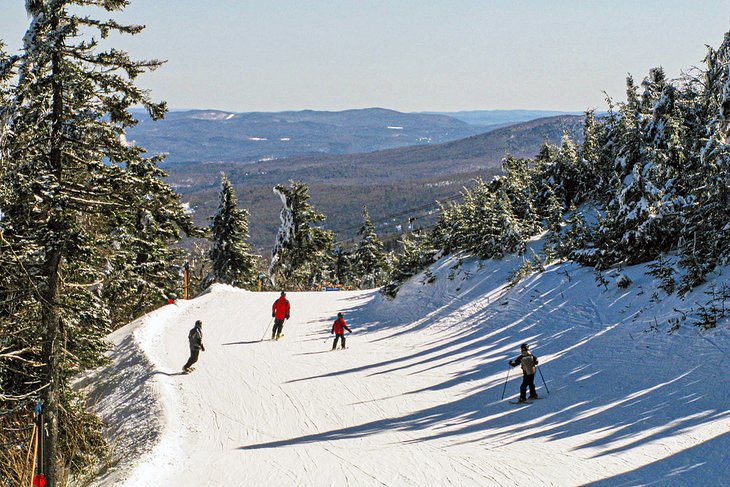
[78, 304, 183, 485]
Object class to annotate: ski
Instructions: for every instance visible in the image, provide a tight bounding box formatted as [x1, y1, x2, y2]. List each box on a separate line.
[508, 397, 543, 405]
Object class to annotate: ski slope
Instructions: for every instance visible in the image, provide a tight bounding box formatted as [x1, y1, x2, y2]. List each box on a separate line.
[84, 254, 730, 486]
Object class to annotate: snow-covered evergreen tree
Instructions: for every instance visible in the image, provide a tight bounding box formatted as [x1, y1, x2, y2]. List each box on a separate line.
[678, 32, 730, 289]
[0, 2, 197, 482]
[353, 206, 385, 288]
[103, 205, 193, 324]
[382, 230, 439, 298]
[269, 181, 334, 288]
[206, 174, 258, 289]
[534, 135, 582, 210]
[581, 72, 679, 266]
[332, 245, 356, 287]
[434, 172, 538, 261]
[579, 110, 605, 199]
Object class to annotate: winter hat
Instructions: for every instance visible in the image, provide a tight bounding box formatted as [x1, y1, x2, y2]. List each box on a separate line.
[337, 312, 343, 317]
[520, 343, 529, 351]
[195, 320, 202, 327]
[280, 291, 286, 296]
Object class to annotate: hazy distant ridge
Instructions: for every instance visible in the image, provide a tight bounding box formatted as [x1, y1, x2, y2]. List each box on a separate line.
[127, 108, 485, 164]
[425, 109, 583, 128]
[127, 108, 579, 165]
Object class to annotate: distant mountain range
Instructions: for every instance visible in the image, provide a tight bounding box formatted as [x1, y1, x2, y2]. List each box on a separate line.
[127, 108, 483, 164]
[426, 109, 585, 130]
[127, 108, 579, 165]
[159, 114, 585, 251]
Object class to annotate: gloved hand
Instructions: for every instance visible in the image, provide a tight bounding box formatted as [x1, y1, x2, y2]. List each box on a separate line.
[285, 314, 290, 320]
[271, 313, 275, 318]
[201, 345, 206, 352]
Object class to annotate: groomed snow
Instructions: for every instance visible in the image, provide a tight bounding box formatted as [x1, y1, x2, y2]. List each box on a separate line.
[84, 255, 730, 486]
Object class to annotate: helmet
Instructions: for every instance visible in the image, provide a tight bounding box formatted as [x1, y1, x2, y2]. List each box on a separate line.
[520, 343, 529, 351]
[195, 320, 202, 327]
[280, 291, 286, 296]
[337, 312, 343, 317]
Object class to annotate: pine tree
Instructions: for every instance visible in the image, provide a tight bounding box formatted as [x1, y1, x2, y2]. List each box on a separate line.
[501, 155, 541, 230]
[206, 174, 258, 288]
[353, 206, 385, 288]
[332, 245, 355, 287]
[541, 187, 565, 262]
[269, 181, 334, 288]
[382, 231, 439, 298]
[540, 135, 582, 209]
[562, 206, 596, 265]
[679, 32, 730, 289]
[579, 110, 603, 199]
[0, 2, 197, 482]
[102, 205, 193, 325]
[586, 75, 660, 265]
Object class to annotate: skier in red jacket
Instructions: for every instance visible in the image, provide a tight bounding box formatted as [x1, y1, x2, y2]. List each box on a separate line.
[330, 312, 352, 350]
[271, 291, 291, 340]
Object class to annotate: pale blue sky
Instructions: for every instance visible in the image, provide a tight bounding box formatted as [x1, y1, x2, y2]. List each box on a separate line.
[1, 1, 728, 112]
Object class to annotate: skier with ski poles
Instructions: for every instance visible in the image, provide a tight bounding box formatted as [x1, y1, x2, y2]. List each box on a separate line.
[330, 312, 352, 350]
[271, 291, 291, 340]
[508, 343, 539, 403]
[183, 320, 205, 373]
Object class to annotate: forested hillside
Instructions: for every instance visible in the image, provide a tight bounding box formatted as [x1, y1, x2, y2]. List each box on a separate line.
[169, 115, 584, 250]
[386, 33, 730, 315]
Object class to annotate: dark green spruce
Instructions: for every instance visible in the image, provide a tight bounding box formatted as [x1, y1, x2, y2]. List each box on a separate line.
[269, 181, 334, 289]
[0, 1, 199, 484]
[206, 174, 258, 289]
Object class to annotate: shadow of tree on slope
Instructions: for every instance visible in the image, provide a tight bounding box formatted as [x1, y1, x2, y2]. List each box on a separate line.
[583, 431, 730, 486]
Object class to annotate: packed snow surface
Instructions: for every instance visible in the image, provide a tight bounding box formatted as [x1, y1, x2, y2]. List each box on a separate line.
[85, 255, 730, 486]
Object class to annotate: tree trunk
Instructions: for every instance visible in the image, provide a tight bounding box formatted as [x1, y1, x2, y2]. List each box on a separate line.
[41, 7, 66, 485]
[40, 249, 62, 486]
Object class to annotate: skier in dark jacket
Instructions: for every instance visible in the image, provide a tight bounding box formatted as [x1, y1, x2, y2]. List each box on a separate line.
[330, 312, 352, 350]
[183, 320, 205, 372]
[271, 291, 291, 340]
[509, 343, 539, 403]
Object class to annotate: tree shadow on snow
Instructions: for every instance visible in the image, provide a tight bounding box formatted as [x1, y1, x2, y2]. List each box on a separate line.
[149, 370, 187, 377]
[221, 340, 267, 346]
[583, 431, 730, 486]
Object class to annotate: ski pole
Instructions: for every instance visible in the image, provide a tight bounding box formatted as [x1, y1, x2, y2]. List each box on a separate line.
[500, 365, 511, 400]
[537, 365, 550, 394]
[260, 318, 274, 342]
[25, 423, 36, 487]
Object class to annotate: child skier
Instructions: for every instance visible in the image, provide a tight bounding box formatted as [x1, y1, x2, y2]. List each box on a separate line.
[183, 320, 205, 373]
[330, 312, 352, 350]
[508, 343, 539, 403]
[271, 291, 291, 340]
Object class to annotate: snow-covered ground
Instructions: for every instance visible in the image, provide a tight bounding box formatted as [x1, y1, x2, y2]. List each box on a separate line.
[84, 254, 730, 486]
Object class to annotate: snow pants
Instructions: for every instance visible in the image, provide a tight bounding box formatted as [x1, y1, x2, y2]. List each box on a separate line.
[519, 373, 537, 400]
[272, 318, 285, 339]
[332, 333, 346, 349]
[184, 348, 200, 370]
